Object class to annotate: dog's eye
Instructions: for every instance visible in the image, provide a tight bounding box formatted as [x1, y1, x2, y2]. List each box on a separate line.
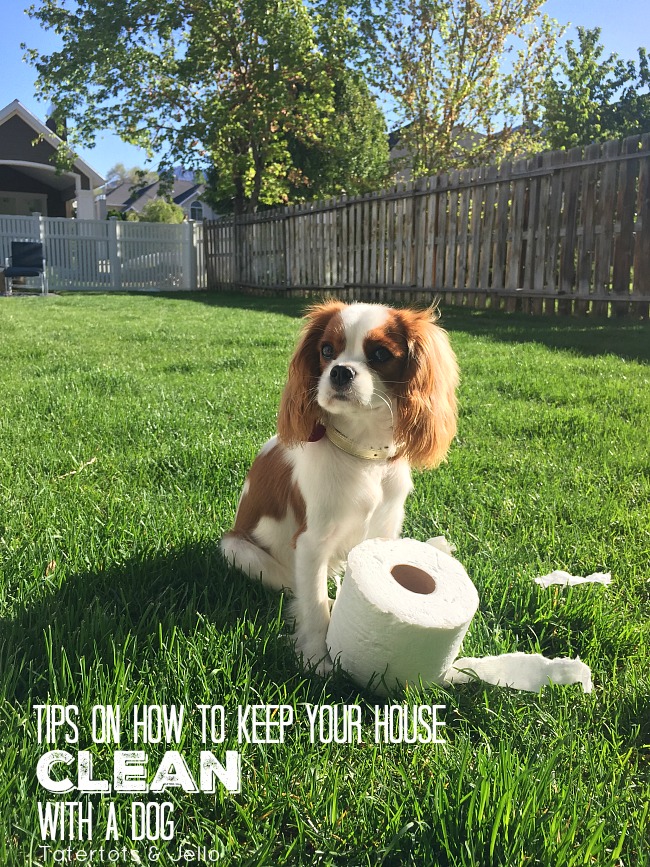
[321, 343, 335, 359]
[371, 346, 393, 363]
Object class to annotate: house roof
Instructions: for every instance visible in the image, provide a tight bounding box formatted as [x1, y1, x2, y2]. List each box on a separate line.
[104, 178, 205, 213]
[0, 99, 104, 188]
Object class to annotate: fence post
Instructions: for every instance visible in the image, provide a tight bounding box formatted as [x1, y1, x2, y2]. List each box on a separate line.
[35, 213, 48, 292]
[37, 213, 46, 246]
[193, 222, 205, 289]
[234, 215, 245, 289]
[183, 221, 197, 290]
[108, 218, 121, 291]
[283, 212, 291, 289]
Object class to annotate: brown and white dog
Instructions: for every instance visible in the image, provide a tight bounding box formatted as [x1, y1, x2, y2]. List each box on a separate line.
[221, 301, 458, 673]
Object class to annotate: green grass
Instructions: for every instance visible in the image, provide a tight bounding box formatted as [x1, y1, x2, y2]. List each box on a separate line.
[1, 291, 648, 866]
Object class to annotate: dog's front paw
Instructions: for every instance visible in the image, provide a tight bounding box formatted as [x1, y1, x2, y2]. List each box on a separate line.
[312, 655, 334, 676]
[294, 635, 332, 676]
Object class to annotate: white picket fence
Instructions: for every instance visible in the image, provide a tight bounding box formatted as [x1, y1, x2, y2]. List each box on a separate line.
[0, 215, 206, 292]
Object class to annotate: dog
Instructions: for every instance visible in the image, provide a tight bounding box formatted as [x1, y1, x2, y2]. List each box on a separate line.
[221, 300, 459, 673]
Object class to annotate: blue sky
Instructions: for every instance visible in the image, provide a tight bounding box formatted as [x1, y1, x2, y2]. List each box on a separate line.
[2, 0, 648, 182]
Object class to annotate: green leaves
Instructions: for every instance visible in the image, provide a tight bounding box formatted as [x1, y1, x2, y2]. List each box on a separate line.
[543, 27, 650, 149]
[128, 199, 185, 222]
[371, 0, 563, 176]
[27, 0, 386, 214]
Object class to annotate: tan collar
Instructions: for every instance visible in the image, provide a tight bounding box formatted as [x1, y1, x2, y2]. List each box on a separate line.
[325, 426, 394, 461]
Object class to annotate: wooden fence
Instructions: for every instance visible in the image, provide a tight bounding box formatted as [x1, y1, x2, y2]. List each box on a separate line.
[1, 215, 206, 292]
[205, 134, 650, 316]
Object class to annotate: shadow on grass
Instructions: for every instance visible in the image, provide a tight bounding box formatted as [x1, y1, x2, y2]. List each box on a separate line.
[2, 543, 275, 699]
[438, 306, 650, 364]
[163, 291, 650, 363]
[145, 290, 308, 318]
[52, 289, 649, 362]
[4, 538, 646, 761]
[1, 540, 354, 708]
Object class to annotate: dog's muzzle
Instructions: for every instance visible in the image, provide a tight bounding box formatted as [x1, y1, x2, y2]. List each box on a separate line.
[330, 364, 356, 390]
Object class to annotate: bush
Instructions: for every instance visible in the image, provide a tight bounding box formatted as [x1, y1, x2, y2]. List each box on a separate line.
[129, 199, 185, 223]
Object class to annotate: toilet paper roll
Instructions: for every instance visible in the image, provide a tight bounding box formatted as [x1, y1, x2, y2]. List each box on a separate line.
[326, 538, 479, 694]
[327, 537, 594, 695]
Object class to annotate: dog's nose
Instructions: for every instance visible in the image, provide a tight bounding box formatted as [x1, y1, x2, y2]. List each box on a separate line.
[330, 364, 355, 388]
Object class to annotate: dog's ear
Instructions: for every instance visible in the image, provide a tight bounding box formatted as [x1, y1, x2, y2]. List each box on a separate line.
[393, 308, 459, 468]
[277, 301, 346, 445]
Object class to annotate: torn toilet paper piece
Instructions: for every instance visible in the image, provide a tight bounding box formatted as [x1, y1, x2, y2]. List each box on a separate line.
[445, 652, 593, 693]
[535, 570, 612, 588]
[426, 536, 457, 556]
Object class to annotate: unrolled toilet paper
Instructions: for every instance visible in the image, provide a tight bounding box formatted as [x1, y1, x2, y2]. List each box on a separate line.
[326, 538, 479, 695]
[534, 570, 612, 588]
[446, 653, 593, 692]
[327, 538, 593, 695]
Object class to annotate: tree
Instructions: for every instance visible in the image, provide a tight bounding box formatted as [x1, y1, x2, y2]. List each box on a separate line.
[105, 164, 157, 188]
[368, 0, 562, 176]
[542, 27, 650, 149]
[128, 168, 155, 199]
[127, 200, 185, 223]
[25, 0, 384, 214]
[105, 163, 130, 186]
[285, 70, 390, 201]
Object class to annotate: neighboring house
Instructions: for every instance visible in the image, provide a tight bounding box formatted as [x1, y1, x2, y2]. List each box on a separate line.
[100, 177, 219, 221]
[0, 100, 104, 219]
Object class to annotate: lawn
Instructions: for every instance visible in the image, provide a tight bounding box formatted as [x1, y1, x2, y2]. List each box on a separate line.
[1, 291, 648, 866]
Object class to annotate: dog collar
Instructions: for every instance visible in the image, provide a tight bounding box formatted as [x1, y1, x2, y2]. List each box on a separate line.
[325, 425, 394, 461]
